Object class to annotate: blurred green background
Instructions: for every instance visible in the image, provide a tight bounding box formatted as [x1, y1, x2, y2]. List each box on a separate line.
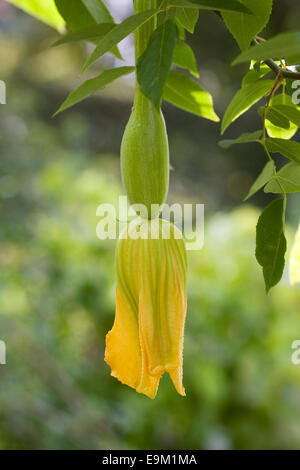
[1, 0, 300, 450]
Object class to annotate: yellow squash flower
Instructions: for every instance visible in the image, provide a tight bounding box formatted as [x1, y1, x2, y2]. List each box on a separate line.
[105, 218, 188, 398]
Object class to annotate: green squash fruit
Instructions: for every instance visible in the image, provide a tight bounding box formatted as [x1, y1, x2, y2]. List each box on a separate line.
[120, 90, 169, 219]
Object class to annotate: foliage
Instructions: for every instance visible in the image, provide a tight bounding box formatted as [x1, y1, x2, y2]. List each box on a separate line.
[7, 0, 64, 30]
[222, 0, 273, 51]
[1, 114, 300, 447]
[256, 198, 287, 293]
[7, 0, 300, 292]
[1, 3, 300, 446]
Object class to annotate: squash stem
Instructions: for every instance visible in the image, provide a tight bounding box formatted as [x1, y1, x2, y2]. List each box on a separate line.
[134, 0, 158, 61]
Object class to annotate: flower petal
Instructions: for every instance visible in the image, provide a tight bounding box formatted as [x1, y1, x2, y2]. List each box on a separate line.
[105, 287, 160, 398]
[138, 238, 187, 396]
[105, 219, 188, 398]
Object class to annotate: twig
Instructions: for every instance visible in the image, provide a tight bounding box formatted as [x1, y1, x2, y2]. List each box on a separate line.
[214, 11, 300, 80]
[252, 38, 300, 79]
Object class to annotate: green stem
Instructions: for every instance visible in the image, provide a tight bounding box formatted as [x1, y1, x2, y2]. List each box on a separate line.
[134, 0, 159, 61]
[261, 73, 282, 141]
[260, 74, 287, 196]
[261, 141, 273, 163]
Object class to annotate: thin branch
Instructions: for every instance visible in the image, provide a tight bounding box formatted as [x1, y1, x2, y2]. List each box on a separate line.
[252, 38, 300, 79]
[214, 10, 300, 80]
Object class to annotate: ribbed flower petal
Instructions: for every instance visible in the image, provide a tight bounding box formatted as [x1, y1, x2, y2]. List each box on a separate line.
[105, 218, 188, 398]
[105, 287, 141, 389]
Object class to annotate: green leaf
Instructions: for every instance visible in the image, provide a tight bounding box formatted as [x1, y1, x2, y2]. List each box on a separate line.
[258, 106, 290, 129]
[137, 20, 178, 109]
[81, 0, 114, 24]
[221, 80, 273, 134]
[55, 0, 98, 30]
[264, 162, 300, 193]
[219, 130, 262, 149]
[163, 71, 219, 121]
[241, 63, 271, 87]
[286, 74, 300, 99]
[266, 107, 290, 129]
[256, 198, 287, 293]
[54, 66, 134, 115]
[55, 0, 121, 58]
[7, 0, 64, 31]
[222, 0, 273, 51]
[265, 138, 300, 164]
[233, 31, 300, 65]
[173, 41, 199, 77]
[175, 20, 186, 41]
[175, 6, 199, 33]
[265, 94, 298, 140]
[82, 9, 157, 72]
[271, 104, 300, 127]
[244, 160, 275, 201]
[53, 23, 115, 47]
[168, 0, 253, 14]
